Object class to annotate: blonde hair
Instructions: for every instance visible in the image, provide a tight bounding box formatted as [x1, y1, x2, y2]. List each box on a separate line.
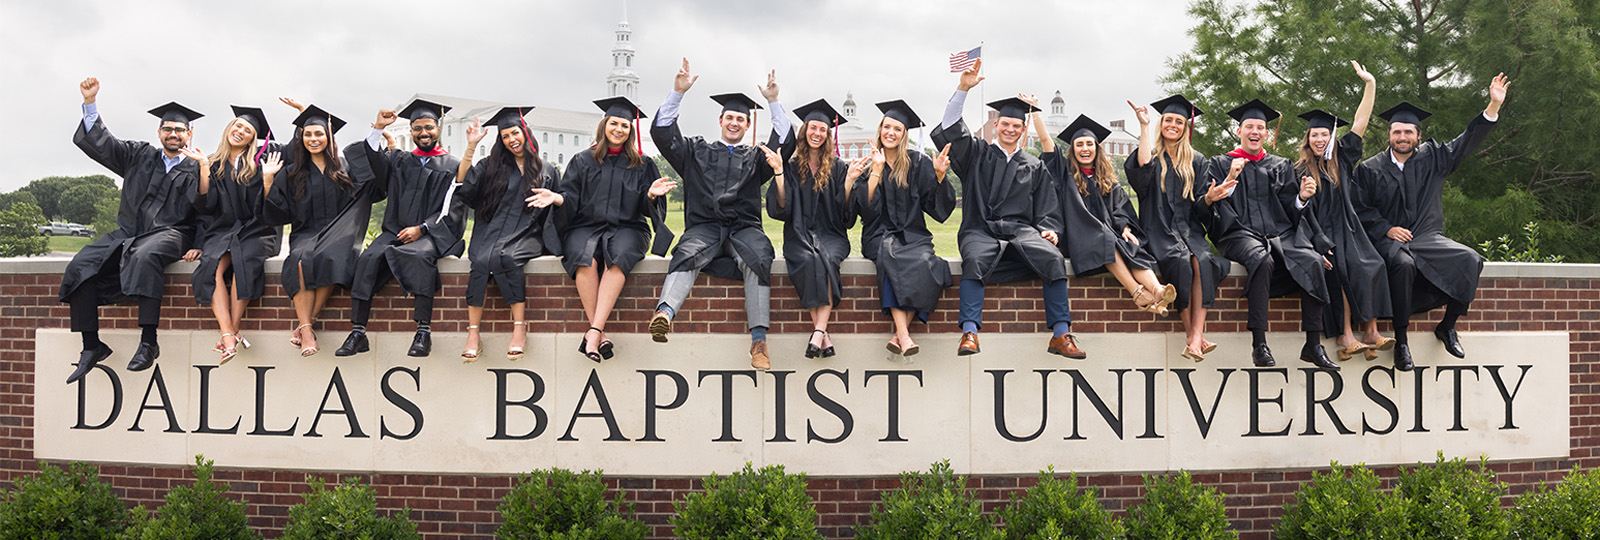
[1157, 114, 1197, 199]
[1293, 130, 1340, 187]
[207, 117, 260, 184]
[791, 121, 838, 192]
[875, 118, 911, 188]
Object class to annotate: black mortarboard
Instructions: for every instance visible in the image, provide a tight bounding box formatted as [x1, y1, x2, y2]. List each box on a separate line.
[710, 93, 762, 117]
[792, 99, 847, 127]
[148, 102, 202, 125]
[874, 100, 924, 129]
[594, 96, 647, 120]
[486, 106, 533, 131]
[1377, 102, 1432, 126]
[987, 97, 1040, 121]
[230, 105, 271, 141]
[290, 104, 346, 134]
[1226, 99, 1280, 123]
[397, 98, 451, 122]
[1150, 94, 1204, 118]
[1057, 114, 1111, 144]
[1297, 109, 1350, 131]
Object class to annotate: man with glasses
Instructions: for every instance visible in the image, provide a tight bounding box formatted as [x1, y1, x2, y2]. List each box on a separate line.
[64, 77, 203, 383]
[334, 98, 466, 358]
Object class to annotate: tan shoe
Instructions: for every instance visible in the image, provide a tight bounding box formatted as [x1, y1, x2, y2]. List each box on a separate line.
[750, 341, 770, 371]
[1047, 334, 1087, 359]
[649, 310, 672, 343]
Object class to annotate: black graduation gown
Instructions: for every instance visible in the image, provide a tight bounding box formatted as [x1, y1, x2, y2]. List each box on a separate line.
[930, 119, 1068, 284]
[552, 152, 671, 277]
[1124, 151, 1230, 311]
[1351, 114, 1495, 310]
[1198, 154, 1329, 303]
[350, 142, 466, 300]
[848, 151, 957, 316]
[61, 117, 198, 304]
[652, 120, 792, 286]
[767, 158, 854, 309]
[457, 159, 561, 302]
[1044, 150, 1156, 277]
[1302, 132, 1391, 334]
[263, 151, 374, 297]
[189, 151, 284, 304]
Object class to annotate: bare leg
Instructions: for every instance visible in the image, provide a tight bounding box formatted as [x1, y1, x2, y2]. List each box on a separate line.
[808, 306, 833, 349]
[890, 308, 914, 350]
[465, 305, 484, 354]
[575, 262, 600, 325]
[1337, 292, 1360, 349]
[1103, 252, 1143, 297]
[1361, 319, 1384, 343]
[508, 302, 526, 352]
[589, 265, 627, 349]
[312, 285, 335, 315]
[211, 253, 237, 352]
[230, 278, 248, 342]
[1185, 256, 1211, 352]
[290, 261, 316, 351]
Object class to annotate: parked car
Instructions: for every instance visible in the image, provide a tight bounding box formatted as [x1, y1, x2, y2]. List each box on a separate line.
[38, 222, 72, 236]
[69, 224, 94, 237]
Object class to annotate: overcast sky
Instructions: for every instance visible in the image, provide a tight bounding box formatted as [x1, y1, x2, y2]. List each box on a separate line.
[0, 0, 1195, 192]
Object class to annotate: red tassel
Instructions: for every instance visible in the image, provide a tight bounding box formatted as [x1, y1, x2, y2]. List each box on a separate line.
[832, 117, 839, 158]
[635, 117, 642, 156]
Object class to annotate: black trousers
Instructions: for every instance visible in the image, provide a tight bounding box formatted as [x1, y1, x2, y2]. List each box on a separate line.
[350, 259, 434, 326]
[67, 249, 161, 333]
[1384, 249, 1469, 330]
[1243, 251, 1324, 333]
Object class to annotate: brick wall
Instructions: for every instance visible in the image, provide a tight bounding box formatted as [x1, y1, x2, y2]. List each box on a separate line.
[0, 259, 1595, 539]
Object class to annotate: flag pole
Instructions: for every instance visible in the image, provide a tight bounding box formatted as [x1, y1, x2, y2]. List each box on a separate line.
[978, 41, 985, 144]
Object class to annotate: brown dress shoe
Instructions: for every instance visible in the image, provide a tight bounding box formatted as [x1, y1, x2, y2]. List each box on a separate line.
[649, 310, 672, 342]
[957, 332, 981, 356]
[750, 341, 771, 370]
[1048, 334, 1087, 359]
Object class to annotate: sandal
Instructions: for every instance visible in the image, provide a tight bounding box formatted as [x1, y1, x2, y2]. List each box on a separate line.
[237, 334, 252, 350]
[1336, 340, 1370, 361]
[599, 338, 615, 360]
[579, 327, 604, 363]
[289, 326, 302, 347]
[296, 323, 318, 357]
[1181, 345, 1206, 362]
[820, 331, 835, 358]
[1363, 336, 1394, 361]
[507, 321, 526, 361]
[219, 333, 238, 365]
[1132, 285, 1169, 316]
[1202, 341, 1218, 354]
[806, 329, 825, 358]
[886, 337, 903, 355]
[462, 325, 480, 363]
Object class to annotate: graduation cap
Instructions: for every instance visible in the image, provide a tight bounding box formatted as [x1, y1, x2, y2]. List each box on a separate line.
[1226, 99, 1280, 123]
[397, 98, 451, 122]
[1377, 102, 1431, 126]
[793, 99, 846, 127]
[1150, 94, 1204, 118]
[709, 93, 763, 117]
[987, 97, 1039, 121]
[486, 106, 533, 131]
[594, 96, 647, 120]
[148, 102, 203, 125]
[874, 100, 924, 129]
[1297, 109, 1350, 131]
[1057, 114, 1111, 144]
[291, 104, 347, 134]
[229, 105, 271, 141]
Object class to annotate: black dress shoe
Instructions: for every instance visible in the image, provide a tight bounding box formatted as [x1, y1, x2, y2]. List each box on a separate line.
[127, 342, 159, 372]
[1251, 343, 1276, 367]
[334, 331, 369, 357]
[407, 330, 432, 357]
[67, 343, 114, 384]
[1300, 344, 1339, 371]
[1393, 343, 1415, 371]
[1434, 327, 1465, 358]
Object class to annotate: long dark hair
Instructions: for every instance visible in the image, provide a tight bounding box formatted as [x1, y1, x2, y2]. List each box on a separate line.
[791, 121, 837, 192]
[477, 128, 544, 219]
[287, 125, 352, 200]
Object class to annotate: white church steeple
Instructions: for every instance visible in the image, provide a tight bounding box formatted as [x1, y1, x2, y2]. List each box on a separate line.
[606, 3, 640, 99]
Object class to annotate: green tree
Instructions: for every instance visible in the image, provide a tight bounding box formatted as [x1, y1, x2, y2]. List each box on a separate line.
[0, 191, 39, 212]
[0, 461, 129, 540]
[21, 175, 115, 219]
[652, 155, 685, 204]
[124, 455, 258, 540]
[0, 202, 49, 257]
[60, 184, 118, 225]
[92, 196, 119, 241]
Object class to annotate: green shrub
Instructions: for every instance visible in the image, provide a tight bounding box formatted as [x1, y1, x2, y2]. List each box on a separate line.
[1513, 466, 1600, 539]
[497, 468, 647, 540]
[1396, 454, 1510, 540]
[672, 463, 820, 540]
[0, 201, 49, 257]
[997, 467, 1122, 540]
[1276, 462, 1408, 540]
[1124, 471, 1235, 540]
[855, 460, 1001, 540]
[280, 477, 418, 540]
[123, 455, 256, 540]
[0, 461, 128, 540]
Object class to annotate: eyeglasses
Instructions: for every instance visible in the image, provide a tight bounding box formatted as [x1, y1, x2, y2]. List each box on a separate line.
[159, 126, 190, 134]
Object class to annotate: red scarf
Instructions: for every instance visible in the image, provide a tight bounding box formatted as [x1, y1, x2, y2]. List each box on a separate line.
[1226, 148, 1266, 162]
[606, 146, 624, 155]
[1079, 167, 1096, 177]
[412, 145, 447, 157]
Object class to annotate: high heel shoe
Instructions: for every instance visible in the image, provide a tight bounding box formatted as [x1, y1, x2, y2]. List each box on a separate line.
[462, 325, 480, 363]
[219, 333, 238, 365]
[237, 334, 251, 350]
[507, 321, 526, 361]
[820, 331, 836, 358]
[806, 329, 825, 358]
[296, 324, 318, 357]
[1132, 285, 1169, 316]
[1336, 341, 1369, 361]
[579, 327, 604, 363]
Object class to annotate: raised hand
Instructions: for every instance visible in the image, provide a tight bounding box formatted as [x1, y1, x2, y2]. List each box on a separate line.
[1299, 175, 1318, 200]
[648, 177, 678, 199]
[957, 58, 985, 91]
[465, 117, 485, 146]
[1019, 93, 1039, 108]
[381, 130, 397, 151]
[80, 77, 99, 104]
[278, 97, 307, 112]
[526, 187, 563, 208]
[674, 58, 699, 94]
[1128, 100, 1150, 126]
[758, 69, 780, 102]
[1351, 61, 1374, 84]
[1489, 72, 1511, 105]
[1227, 157, 1247, 180]
[758, 144, 784, 172]
[374, 109, 398, 130]
[1204, 178, 1239, 204]
[262, 151, 283, 177]
[179, 146, 209, 167]
[846, 155, 870, 180]
[932, 143, 951, 180]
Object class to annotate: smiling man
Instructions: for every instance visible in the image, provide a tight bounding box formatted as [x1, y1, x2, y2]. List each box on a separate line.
[647, 59, 792, 370]
[333, 98, 467, 358]
[63, 78, 202, 383]
[931, 59, 1079, 360]
[1351, 74, 1510, 370]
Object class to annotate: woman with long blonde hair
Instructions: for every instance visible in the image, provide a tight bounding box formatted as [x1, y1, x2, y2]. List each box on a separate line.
[766, 99, 859, 358]
[847, 100, 955, 357]
[190, 106, 281, 363]
[1125, 95, 1230, 361]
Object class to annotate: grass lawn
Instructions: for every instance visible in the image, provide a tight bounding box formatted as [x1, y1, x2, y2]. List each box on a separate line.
[46, 235, 92, 253]
[661, 202, 964, 258]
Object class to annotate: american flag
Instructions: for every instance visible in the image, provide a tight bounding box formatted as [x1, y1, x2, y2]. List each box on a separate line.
[949, 45, 981, 72]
